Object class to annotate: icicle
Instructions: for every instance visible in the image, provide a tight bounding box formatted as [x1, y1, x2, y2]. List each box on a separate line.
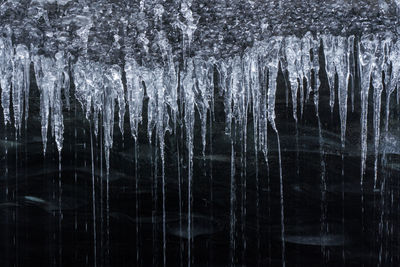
[33, 55, 55, 153]
[219, 59, 233, 135]
[143, 69, 157, 143]
[311, 34, 321, 116]
[72, 58, 92, 120]
[125, 58, 144, 140]
[359, 34, 377, 184]
[54, 51, 65, 153]
[193, 58, 213, 156]
[163, 51, 179, 129]
[349, 36, 356, 113]
[244, 51, 260, 159]
[301, 32, 313, 103]
[322, 34, 336, 113]
[102, 65, 125, 172]
[12, 44, 30, 134]
[109, 65, 125, 136]
[284, 36, 302, 121]
[0, 27, 13, 125]
[335, 36, 350, 147]
[62, 55, 70, 111]
[230, 55, 244, 133]
[267, 37, 282, 131]
[387, 39, 399, 132]
[371, 37, 388, 188]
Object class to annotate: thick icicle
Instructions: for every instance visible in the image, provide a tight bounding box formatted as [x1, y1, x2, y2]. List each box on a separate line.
[0, 27, 13, 125]
[371, 37, 389, 187]
[193, 58, 213, 155]
[386, 39, 399, 131]
[103, 65, 125, 171]
[359, 34, 376, 184]
[53, 51, 66, 153]
[285, 36, 302, 121]
[335, 36, 350, 147]
[266, 37, 282, 130]
[12, 44, 30, 134]
[311, 34, 321, 116]
[33, 55, 56, 153]
[125, 58, 144, 140]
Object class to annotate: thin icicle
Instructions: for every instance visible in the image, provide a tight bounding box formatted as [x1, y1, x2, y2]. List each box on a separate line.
[359, 34, 377, 184]
[386, 39, 399, 132]
[311, 34, 321, 116]
[301, 32, 313, 103]
[349, 36, 356, 113]
[322, 34, 336, 113]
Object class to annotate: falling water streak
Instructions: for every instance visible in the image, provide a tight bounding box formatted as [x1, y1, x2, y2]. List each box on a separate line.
[4, 128, 9, 267]
[341, 154, 346, 265]
[73, 100, 78, 263]
[100, 114, 105, 265]
[273, 130, 285, 267]
[90, 124, 97, 267]
[176, 124, 183, 267]
[151, 136, 159, 267]
[187, 134, 192, 267]
[161, 142, 166, 267]
[229, 139, 236, 266]
[14, 132, 19, 267]
[241, 124, 247, 263]
[317, 114, 327, 264]
[106, 172, 110, 261]
[295, 122, 299, 177]
[378, 168, 387, 267]
[134, 140, 140, 266]
[208, 110, 214, 266]
[58, 153, 62, 266]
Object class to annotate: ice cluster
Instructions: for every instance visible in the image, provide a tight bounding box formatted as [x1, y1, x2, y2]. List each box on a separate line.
[1, 0, 400, 183]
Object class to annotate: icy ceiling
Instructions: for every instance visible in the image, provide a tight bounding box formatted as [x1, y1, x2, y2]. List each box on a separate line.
[0, 0, 399, 62]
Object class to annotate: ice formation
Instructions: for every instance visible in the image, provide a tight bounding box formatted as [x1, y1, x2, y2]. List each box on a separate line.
[1, 0, 400, 266]
[1, 30, 398, 178]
